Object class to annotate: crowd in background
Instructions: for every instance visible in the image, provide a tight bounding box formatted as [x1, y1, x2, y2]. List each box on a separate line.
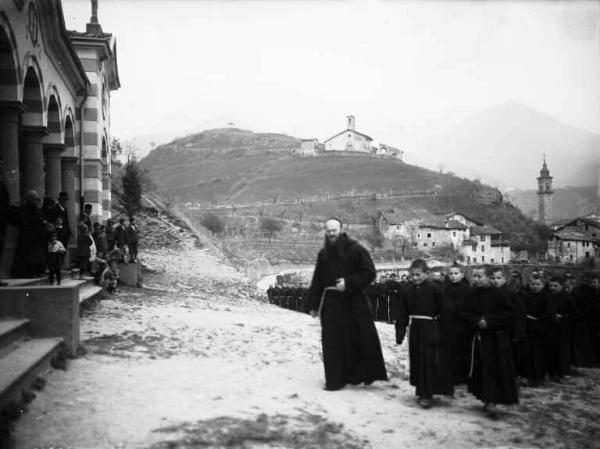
[0, 188, 139, 292]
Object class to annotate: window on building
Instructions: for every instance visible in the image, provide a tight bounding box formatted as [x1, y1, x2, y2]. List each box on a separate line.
[586, 252, 590, 258]
[348, 133, 351, 138]
[427, 233, 432, 238]
[417, 234, 421, 238]
[481, 245, 485, 252]
[432, 242, 436, 247]
[397, 225, 401, 230]
[501, 257, 504, 263]
[482, 256, 485, 262]
[491, 259, 494, 263]
[567, 242, 571, 248]
[453, 232, 456, 237]
[423, 243, 428, 247]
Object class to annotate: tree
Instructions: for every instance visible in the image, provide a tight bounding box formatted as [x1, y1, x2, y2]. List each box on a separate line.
[120, 156, 143, 218]
[260, 217, 283, 241]
[202, 213, 225, 235]
[364, 226, 385, 252]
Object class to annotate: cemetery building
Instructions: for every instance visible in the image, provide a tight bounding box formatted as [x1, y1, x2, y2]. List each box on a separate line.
[0, 0, 119, 276]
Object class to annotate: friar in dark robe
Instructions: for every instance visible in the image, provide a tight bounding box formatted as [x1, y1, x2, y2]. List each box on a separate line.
[395, 259, 454, 408]
[461, 265, 518, 413]
[570, 273, 599, 368]
[443, 263, 472, 385]
[12, 191, 47, 278]
[308, 218, 387, 391]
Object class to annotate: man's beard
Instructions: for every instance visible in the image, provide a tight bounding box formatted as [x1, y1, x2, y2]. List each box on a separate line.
[324, 234, 343, 257]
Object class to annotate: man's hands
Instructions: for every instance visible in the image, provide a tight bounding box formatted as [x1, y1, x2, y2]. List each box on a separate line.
[335, 278, 346, 292]
[478, 318, 488, 329]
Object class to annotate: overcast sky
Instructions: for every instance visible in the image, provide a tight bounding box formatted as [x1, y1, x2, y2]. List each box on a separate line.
[62, 0, 600, 143]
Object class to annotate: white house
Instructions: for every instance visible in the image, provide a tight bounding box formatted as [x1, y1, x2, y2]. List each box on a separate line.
[463, 225, 511, 265]
[323, 115, 373, 153]
[414, 218, 469, 250]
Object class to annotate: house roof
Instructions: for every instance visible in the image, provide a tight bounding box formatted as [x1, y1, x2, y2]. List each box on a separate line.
[381, 209, 437, 225]
[471, 225, 503, 236]
[554, 217, 600, 231]
[420, 218, 468, 230]
[323, 128, 373, 143]
[553, 231, 600, 243]
[443, 212, 484, 226]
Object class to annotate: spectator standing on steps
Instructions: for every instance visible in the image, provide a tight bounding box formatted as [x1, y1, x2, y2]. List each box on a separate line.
[127, 217, 139, 263]
[114, 218, 128, 262]
[105, 218, 116, 251]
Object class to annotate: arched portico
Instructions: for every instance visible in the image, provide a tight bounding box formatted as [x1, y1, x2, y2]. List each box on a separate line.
[44, 94, 65, 199]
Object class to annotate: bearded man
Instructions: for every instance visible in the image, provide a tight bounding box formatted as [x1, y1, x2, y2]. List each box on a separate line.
[308, 218, 388, 391]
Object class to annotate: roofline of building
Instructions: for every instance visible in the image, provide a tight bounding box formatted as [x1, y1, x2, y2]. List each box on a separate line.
[323, 128, 373, 143]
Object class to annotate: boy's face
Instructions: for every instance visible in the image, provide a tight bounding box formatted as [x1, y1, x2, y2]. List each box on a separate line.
[529, 279, 545, 293]
[472, 269, 491, 288]
[591, 278, 600, 290]
[492, 271, 506, 288]
[549, 281, 563, 294]
[448, 267, 463, 283]
[410, 268, 428, 285]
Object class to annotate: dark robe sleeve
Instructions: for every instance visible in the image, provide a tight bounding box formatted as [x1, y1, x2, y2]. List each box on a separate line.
[459, 291, 481, 329]
[394, 292, 409, 344]
[308, 252, 324, 312]
[345, 243, 376, 294]
[482, 290, 513, 331]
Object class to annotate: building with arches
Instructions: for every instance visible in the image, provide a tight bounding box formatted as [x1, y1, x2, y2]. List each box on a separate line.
[0, 0, 119, 276]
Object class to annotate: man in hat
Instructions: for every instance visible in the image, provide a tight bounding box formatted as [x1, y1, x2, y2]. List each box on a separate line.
[79, 203, 92, 230]
[308, 218, 388, 391]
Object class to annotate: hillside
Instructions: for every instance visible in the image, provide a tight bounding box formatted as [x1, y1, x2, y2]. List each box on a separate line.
[413, 101, 600, 189]
[141, 128, 478, 204]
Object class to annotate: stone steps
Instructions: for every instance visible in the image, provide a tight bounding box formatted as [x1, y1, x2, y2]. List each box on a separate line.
[0, 319, 64, 410]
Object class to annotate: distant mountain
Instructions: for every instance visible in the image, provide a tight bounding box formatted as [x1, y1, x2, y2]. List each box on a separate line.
[506, 185, 600, 220]
[415, 101, 600, 189]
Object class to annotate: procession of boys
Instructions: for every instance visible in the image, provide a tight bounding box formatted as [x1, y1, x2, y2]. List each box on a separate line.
[286, 218, 600, 417]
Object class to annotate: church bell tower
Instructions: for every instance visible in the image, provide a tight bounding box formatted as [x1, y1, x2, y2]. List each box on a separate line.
[536, 156, 553, 225]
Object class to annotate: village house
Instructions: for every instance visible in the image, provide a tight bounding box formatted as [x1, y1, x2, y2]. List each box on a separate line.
[414, 217, 469, 250]
[373, 143, 404, 161]
[463, 225, 511, 264]
[546, 216, 600, 264]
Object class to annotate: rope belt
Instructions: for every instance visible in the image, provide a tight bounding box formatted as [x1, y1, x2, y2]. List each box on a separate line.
[317, 286, 339, 318]
[468, 331, 481, 379]
[526, 315, 539, 321]
[409, 315, 435, 321]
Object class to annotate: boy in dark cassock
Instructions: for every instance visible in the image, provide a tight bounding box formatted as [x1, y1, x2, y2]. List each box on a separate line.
[570, 272, 597, 368]
[547, 276, 575, 381]
[462, 265, 518, 414]
[443, 262, 472, 385]
[523, 272, 553, 386]
[395, 259, 454, 408]
[504, 271, 528, 380]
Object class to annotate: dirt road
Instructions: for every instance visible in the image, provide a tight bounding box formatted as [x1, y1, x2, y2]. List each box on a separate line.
[12, 240, 600, 448]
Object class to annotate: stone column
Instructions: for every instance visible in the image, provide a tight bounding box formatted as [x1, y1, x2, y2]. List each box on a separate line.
[0, 102, 27, 278]
[61, 156, 78, 248]
[20, 126, 48, 198]
[43, 144, 66, 199]
[0, 101, 27, 203]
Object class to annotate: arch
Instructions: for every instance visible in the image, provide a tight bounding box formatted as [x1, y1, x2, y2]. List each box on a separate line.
[64, 115, 75, 157]
[21, 57, 44, 127]
[0, 13, 20, 101]
[46, 94, 62, 143]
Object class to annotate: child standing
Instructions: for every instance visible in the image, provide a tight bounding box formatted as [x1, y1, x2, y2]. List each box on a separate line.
[462, 265, 518, 414]
[76, 223, 93, 279]
[395, 259, 454, 408]
[443, 263, 472, 385]
[547, 276, 574, 381]
[100, 260, 119, 294]
[47, 231, 66, 285]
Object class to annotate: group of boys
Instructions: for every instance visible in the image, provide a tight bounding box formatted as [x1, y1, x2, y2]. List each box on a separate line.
[268, 259, 600, 415]
[393, 260, 600, 414]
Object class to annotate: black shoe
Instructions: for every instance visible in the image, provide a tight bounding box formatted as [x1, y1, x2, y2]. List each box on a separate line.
[418, 397, 433, 409]
[0, 280, 8, 287]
